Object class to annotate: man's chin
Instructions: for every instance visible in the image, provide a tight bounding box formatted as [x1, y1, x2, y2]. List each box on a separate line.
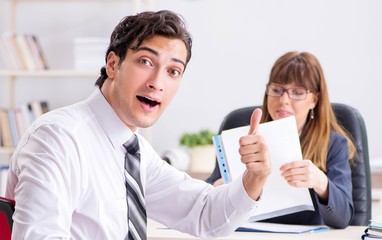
[137, 117, 158, 129]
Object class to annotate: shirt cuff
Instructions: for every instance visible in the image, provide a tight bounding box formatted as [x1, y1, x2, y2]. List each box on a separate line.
[228, 175, 259, 213]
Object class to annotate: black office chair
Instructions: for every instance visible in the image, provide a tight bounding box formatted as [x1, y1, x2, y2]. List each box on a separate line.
[206, 103, 371, 226]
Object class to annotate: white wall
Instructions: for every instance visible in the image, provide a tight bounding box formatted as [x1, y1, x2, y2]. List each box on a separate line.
[1, 0, 381, 163]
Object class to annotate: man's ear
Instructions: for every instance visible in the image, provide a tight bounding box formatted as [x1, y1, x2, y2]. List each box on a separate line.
[105, 52, 119, 79]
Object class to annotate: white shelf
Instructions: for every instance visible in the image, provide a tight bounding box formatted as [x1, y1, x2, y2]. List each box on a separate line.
[0, 70, 99, 78]
[13, 0, 137, 2]
[0, 147, 14, 154]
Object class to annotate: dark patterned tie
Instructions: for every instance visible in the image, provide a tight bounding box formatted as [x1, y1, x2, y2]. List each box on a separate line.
[123, 134, 147, 240]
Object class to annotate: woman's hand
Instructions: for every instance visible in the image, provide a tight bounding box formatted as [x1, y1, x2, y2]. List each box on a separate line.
[280, 160, 329, 202]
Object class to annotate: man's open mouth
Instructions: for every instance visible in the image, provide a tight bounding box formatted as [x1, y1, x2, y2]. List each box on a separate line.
[137, 96, 160, 108]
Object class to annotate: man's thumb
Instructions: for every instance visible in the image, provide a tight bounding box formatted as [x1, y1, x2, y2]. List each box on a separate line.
[248, 108, 262, 135]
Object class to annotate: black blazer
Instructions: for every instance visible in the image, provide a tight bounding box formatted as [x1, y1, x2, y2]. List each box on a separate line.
[206, 103, 371, 227]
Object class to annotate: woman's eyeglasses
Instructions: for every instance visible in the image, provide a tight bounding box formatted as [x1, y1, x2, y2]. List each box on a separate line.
[266, 84, 311, 101]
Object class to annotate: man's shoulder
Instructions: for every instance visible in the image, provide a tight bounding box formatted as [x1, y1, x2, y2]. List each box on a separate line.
[33, 101, 94, 131]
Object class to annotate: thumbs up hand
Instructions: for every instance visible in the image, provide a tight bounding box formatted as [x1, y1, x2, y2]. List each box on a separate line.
[239, 108, 272, 200]
[247, 107, 262, 135]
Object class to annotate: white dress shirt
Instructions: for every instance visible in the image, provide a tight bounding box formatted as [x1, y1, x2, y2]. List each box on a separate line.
[6, 89, 259, 239]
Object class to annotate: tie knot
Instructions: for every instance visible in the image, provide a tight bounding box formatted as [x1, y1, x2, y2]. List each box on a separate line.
[123, 135, 140, 155]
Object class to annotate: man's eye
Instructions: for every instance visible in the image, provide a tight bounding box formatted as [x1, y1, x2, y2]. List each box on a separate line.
[169, 69, 181, 77]
[139, 59, 152, 66]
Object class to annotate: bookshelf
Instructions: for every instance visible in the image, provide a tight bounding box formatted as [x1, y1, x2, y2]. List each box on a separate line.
[0, 70, 99, 78]
[5, 0, 153, 34]
[0, 70, 99, 108]
[0, 0, 151, 154]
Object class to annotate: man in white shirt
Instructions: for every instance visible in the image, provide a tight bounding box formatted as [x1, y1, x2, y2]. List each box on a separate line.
[6, 10, 271, 239]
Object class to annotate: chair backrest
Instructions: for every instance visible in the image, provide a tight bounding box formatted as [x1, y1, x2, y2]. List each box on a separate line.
[215, 103, 371, 226]
[0, 196, 15, 240]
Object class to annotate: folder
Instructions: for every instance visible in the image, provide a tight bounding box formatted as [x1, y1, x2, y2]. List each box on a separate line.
[213, 116, 314, 221]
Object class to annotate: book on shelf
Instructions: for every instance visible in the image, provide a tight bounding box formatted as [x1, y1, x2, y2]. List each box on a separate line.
[14, 34, 36, 71]
[0, 110, 13, 148]
[14, 109, 26, 141]
[0, 32, 48, 71]
[0, 35, 13, 69]
[74, 37, 108, 70]
[6, 110, 19, 148]
[0, 166, 9, 197]
[0, 100, 49, 149]
[0, 32, 25, 70]
[25, 34, 49, 70]
[213, 116, 314, 222]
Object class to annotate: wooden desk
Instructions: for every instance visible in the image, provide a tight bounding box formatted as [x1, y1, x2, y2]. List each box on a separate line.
[148, 219, 366, 240]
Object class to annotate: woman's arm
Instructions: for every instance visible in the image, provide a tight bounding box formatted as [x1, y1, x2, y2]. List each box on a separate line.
[316, 132, 354, 228]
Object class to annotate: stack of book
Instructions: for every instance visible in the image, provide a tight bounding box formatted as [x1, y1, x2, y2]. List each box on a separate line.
[73, 37, 108, 70]
[0, 100, 49, 149]
[362, 215, 382, 239]
[0, 33, 48, 71]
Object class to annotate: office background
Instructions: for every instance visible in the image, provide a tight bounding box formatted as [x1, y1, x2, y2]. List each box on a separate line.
[1, 0, 381, 164]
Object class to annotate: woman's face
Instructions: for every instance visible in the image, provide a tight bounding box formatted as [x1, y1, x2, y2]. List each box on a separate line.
[266, 83, 318, 133]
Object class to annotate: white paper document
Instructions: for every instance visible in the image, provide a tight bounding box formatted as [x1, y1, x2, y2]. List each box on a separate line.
[213, 116, 314, 221]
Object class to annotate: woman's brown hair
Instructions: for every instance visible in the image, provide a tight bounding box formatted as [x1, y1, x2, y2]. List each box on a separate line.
[261, 51, 356, 172]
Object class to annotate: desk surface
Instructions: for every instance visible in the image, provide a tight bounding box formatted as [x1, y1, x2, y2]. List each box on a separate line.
[148, 220, 366, 240]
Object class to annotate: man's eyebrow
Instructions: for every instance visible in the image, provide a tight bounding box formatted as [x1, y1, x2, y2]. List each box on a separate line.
[135, 46, 186, 68]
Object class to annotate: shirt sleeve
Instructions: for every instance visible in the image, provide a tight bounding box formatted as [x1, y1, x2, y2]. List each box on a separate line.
[315, 132, 354, 228]
[143, 143, 259, 238]
[6, 124, 81, 239]
[205, 159, 221, 184]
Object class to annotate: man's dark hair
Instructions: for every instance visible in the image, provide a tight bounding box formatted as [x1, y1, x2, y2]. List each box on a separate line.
[95, 10, 192, 88]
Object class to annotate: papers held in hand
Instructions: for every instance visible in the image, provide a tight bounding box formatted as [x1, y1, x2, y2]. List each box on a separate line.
[213, 116, 314, 221]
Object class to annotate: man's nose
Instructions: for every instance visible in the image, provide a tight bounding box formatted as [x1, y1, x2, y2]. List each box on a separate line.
[147, 71, 164, 91]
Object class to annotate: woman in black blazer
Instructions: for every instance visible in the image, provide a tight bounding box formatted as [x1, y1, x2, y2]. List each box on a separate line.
[206, 51, 356, 229]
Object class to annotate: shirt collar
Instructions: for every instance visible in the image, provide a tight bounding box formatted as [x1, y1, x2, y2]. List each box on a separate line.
[86, 89, 135, 149]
